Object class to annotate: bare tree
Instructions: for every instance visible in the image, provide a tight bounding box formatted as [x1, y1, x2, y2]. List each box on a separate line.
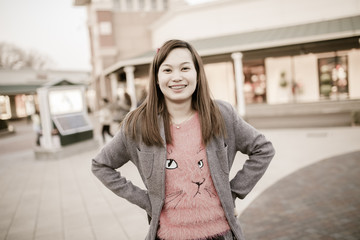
[0, 42, 54, 70]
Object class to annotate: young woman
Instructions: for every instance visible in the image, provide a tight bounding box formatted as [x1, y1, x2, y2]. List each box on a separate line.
[92, 39, 275, 240]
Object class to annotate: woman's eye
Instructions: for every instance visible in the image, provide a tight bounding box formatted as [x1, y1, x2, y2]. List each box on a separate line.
[198, 160, 203, 168]
[163, 68, 171, 73]
[182, 67, 190, 71]
[166, 159, 178, 169]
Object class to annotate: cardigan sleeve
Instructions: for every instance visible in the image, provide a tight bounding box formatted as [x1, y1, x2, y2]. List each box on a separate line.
[91, 128, 152, 216]
[225, 103, 275, 200]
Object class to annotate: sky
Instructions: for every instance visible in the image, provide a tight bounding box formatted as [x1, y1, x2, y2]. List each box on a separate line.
[0, 0, 91, 71]
[0, 0, 214, 72]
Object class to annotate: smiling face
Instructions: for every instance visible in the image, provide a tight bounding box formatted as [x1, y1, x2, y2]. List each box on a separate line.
[157, 48, 197, 106]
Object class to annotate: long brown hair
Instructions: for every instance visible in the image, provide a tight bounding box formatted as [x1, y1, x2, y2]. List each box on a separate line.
[124, 39, 226, 146]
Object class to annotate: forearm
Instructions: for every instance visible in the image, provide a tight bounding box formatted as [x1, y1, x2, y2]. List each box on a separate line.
[92, 159, 152, 215]
[230, 135, 275, 199]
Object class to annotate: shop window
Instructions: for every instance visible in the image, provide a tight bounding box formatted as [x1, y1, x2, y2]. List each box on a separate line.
[318, 55, 349, 99]
[99, 21, 112, 35]
[15, 95, 27, 118]
[0, 96, 11, 120]
[243, 64, 267, 104]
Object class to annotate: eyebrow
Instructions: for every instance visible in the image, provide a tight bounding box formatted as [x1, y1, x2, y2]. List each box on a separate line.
[161, 62, 192, 67]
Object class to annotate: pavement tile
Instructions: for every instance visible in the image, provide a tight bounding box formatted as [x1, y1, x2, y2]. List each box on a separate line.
[64, 226, 95, 240]
[35, 218, 62, 237]
[5, 229, 34, 240]
[34, 232, 63, 240]
[92, 222, 129, 240]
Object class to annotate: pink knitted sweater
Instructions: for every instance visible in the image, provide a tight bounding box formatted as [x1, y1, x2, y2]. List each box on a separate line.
[157, 113, 230, 240]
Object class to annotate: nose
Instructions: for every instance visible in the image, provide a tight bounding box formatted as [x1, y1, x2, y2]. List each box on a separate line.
[192, 178, 205, 186]
[172, 70, 183, 81]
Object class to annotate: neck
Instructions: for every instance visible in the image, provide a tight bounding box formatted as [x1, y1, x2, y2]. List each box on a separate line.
[166, 100, 194, 124]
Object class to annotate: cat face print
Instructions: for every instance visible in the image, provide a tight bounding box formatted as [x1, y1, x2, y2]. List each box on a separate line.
[163, 146, 218, 210]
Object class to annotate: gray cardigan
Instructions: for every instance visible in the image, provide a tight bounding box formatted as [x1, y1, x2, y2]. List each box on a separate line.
[92, 100, 275, 240]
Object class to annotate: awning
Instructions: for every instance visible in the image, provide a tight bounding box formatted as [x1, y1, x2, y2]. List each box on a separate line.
[103, 15, 360, 75]
[73, 0, 91, 6]
[0, 84, 41, 95]
[191, 15, 360, 56]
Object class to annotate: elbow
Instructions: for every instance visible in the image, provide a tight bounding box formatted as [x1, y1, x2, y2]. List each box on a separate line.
[264, 141, 276, 164]
[256, 140, 275, 165]
[91, 159, 102, 176]
[269, 141, 276, 158]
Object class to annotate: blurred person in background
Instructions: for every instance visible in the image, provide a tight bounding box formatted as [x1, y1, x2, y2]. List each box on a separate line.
[113, 91, 132, 124]
[92, 39, 275, 240]
[137, 88, 148, 107]
[31, 109, 42, 146]
[99, 98, 113, 143]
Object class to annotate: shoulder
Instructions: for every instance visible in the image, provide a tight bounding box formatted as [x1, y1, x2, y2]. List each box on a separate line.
[213, 99, 237, 119]
[214, 99, 234, 110]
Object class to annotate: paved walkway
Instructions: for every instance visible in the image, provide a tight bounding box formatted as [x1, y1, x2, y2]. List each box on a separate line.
[240, 151, 360, 240]
[0, 118, 360, 240]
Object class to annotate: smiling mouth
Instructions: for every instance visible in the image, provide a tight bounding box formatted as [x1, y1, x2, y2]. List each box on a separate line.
[169, 85, 187, 89]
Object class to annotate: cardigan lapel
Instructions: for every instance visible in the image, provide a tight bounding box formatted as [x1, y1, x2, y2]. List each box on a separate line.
[139, 116, 167, 201]
[206, 135, 230, 193]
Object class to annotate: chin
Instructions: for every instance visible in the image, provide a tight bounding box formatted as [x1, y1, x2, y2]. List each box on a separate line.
[172, 96, 192, 102]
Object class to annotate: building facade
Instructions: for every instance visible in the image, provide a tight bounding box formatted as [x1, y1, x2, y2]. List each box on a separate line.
[75, 0, 360, 126]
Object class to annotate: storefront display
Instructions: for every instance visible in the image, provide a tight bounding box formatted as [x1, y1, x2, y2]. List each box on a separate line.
[243, 64, 267, 104]
[318, 55, 349, 100]
[0, 96, 11, 120]
[48, 87, 93, 144]
[48, 89, 84, 115]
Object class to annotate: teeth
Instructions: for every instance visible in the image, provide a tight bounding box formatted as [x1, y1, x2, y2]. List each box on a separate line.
[170, 85, 186, 89]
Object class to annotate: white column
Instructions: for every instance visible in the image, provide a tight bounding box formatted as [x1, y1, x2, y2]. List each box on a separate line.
[231, 52, 246, 117]
[120, 0, 126, 11]
[144, 0, 151, 11]
[109, 73, 118, 101]
[124, 66, 137, 110]
[156, 0, 164, 11]
[37, 88, 59, 150]
[100, 74, 107, 98]
[133, 0, 139, 11]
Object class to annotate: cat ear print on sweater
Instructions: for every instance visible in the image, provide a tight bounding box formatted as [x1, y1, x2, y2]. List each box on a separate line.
[167, 146, 173, 155]
[197, 147, 204, 154]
